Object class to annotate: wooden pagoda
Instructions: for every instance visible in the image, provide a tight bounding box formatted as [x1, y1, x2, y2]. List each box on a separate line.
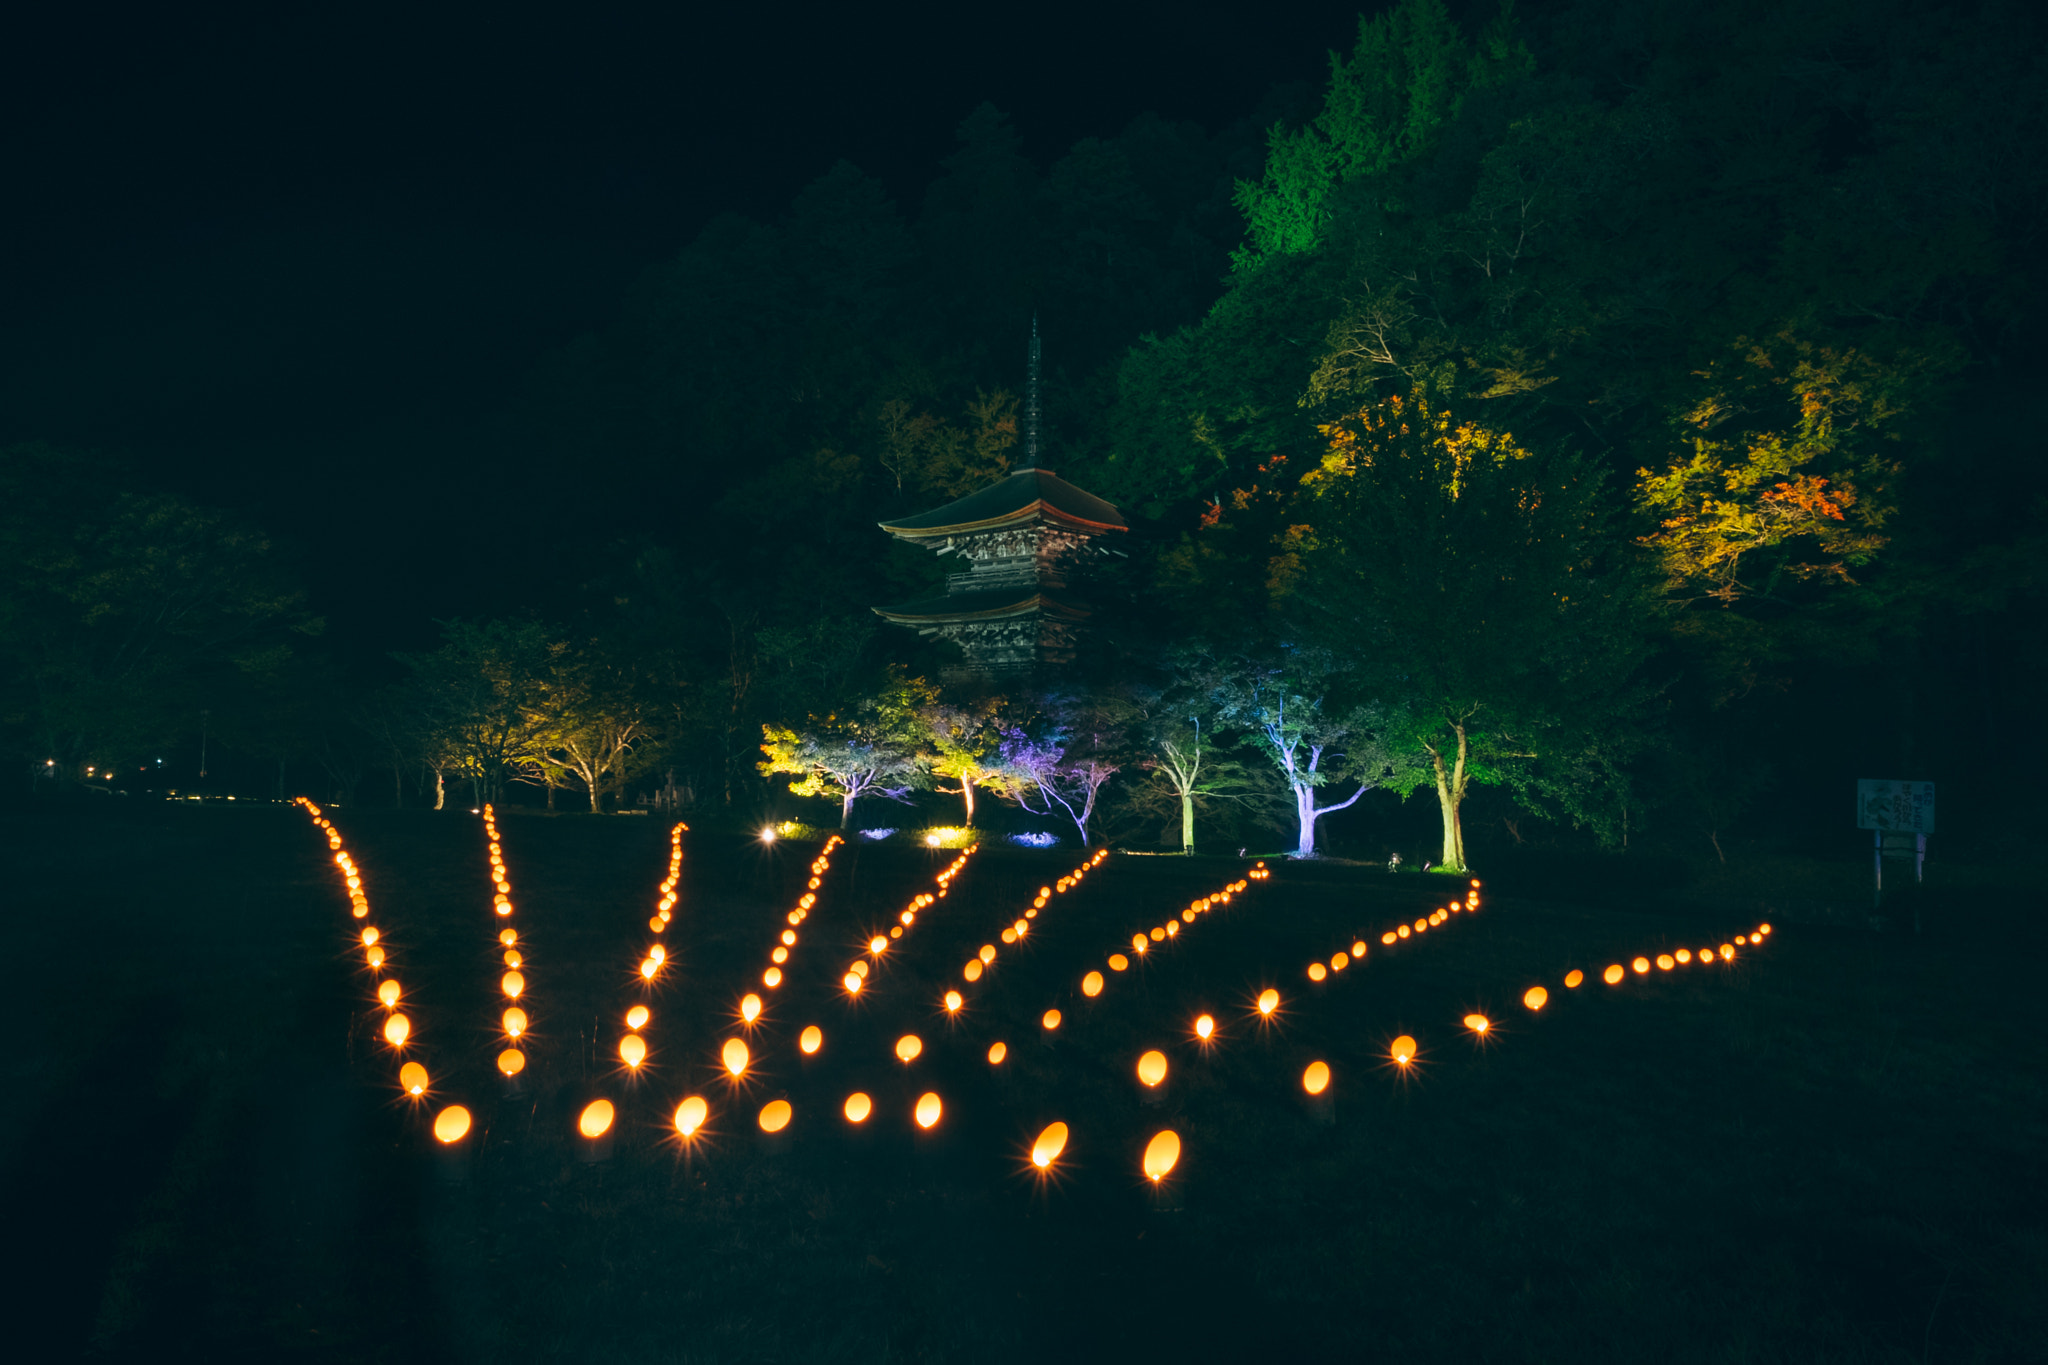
[872, 324, 1126, 679]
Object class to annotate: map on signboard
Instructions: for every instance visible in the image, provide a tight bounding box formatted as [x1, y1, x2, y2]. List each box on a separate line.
[1857, 779, 1935, 833]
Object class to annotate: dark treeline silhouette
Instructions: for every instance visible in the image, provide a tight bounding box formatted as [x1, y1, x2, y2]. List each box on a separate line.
[4, 0, 2042, 871]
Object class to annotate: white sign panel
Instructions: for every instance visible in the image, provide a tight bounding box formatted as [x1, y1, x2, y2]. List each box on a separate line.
[1857, 779, 1935, 833]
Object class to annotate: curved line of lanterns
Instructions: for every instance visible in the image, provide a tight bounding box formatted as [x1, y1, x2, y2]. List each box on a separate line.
[611, 822, 689, 1079]
[842, 842, 977, 1001]
[1294, 878, 1485, 989]
[956, 846, 1109, 991]
[480, 804, 534, 1085]
[1064, 863, 1263, 1011]
[294, 798, 472, 1151]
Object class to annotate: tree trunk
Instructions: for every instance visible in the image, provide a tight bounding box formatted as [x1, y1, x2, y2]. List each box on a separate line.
[961, 776, 976, 826]
[1428, 724, 1470, 873]
[433, 768, 446, 811]
[841, 791, 855, 828]
[1294, 784, 1318, 859]
[1180, 789, 1194, 854]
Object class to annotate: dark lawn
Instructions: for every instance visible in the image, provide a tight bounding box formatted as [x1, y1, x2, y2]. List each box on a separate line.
[3, 803, 2043, 1363]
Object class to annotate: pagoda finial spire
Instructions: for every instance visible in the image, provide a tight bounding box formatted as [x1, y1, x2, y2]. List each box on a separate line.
[1023, 314, 1044, 471]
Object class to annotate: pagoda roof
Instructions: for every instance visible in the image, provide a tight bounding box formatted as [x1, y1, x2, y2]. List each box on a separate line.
[871, 587, 1092, 625]
[879, 468, 1126, 540]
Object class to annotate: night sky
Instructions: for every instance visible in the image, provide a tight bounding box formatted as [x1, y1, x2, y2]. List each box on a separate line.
[1, 1, 1375, 658]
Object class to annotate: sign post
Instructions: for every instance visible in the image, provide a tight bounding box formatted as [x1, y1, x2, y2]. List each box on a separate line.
[1857, 780, 1934, 932]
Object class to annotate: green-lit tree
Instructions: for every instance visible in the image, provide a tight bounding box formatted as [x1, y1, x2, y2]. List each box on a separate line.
[1296, 387, 1656, 871]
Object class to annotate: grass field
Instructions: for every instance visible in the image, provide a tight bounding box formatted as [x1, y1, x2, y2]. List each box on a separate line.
[5, 803, 2043, 1363]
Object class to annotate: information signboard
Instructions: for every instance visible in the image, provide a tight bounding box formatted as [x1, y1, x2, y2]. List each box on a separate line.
[1856, 779, 1935, 834]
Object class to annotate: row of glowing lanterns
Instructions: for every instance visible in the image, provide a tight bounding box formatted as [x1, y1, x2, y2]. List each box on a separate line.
[482, 806, 536, 1087]
[563, 1090, 1175, 1186]
[295, 799, 477, 1146]
[1299, 880, 1484, 986]
[609, 822, 691, 1077]
[959, 846, 1111, 986]
[755, 835, 845, 992]
[844, 843, 976, 996]
[1070, 863, 1261, 1003]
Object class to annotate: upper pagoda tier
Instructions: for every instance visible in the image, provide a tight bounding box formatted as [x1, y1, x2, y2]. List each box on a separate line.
[878, 467, 1126, 543]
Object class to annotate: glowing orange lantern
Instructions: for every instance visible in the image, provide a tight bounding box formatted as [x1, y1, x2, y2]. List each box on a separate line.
[1758, 922, 1772, 935]
[674, 1095, 708, 1137]
[1675, 949, 1692, 964]
[1195, 1014, 1215, 1040]
[869, 936, 888, 955]
[499, 928, 516, 946]
[366, 945, 385, 969]
[384, 1013, 411, 1048]
[740, 993, 762, 1024]
[434, 1106, 471, 1144]
[502, 971, 524, 998]
[722, 1038, 749, 1077]
[1130, 934, 1147, 953]
[1041, 1009, 1062, 1031]
[361, 926, 379, 947]
[895, 1034, 923, 1063]
[1397, 925, 1410, 940]
[1331, 952, 1349, 971]
[400, 1061, 429, 1095]
[1082, 971, 1104, 997]
[800, 1025, 822, 1054]
[1351, 940, 1368, 957]
[944, 990, 963, 1013]
[1382, 931, 1397, 945]
[1308, 962, 1328, 982]
[988, 1041, 1008, 1065]
[1523, 986, 1548, 1011]
[497, 1048, 525, 1076]
[1464, 1013, 1490, 1034]
[980, 944, 997, 964]
[1032, 1121, 1069, 1169]
[758, 1099, 792, 1133]
[914, 1092, 942, 1129]
[1001, 928, 1017, 945]
[503, 1007, 526, 1037]
[579, 1099, 614, 1138]
[843, 1092, 872, 1123]
[1564, 970, 1584, 989]
[1603, 964, 1625, 985]
[378, 979, 401, 1008]
[1301, 1059, 1332, 1095]
[620, 1034, 647, 1068]
[1151, 927, 1166, 941]
[1257, 989, 1279, 1017]
[627, 1004, 650, 1030]
[763, 967, 784, 988]
[1142, 1129, 1181, 1182]
[1137, 1050, 1168, 1088]
[1390, 1035, 1417, 1065]
[1631, 957, 1650, 975]
[1720, 944, 1735, 960]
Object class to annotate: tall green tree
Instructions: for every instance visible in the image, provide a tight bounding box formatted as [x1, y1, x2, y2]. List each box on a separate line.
[1296, 387, 1656, 869]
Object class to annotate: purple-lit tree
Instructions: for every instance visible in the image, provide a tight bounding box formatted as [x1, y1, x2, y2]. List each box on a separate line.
[998, 690, 1135, 845]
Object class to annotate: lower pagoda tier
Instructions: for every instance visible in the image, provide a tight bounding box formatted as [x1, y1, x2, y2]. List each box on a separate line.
[871, 587, 1092, 678]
